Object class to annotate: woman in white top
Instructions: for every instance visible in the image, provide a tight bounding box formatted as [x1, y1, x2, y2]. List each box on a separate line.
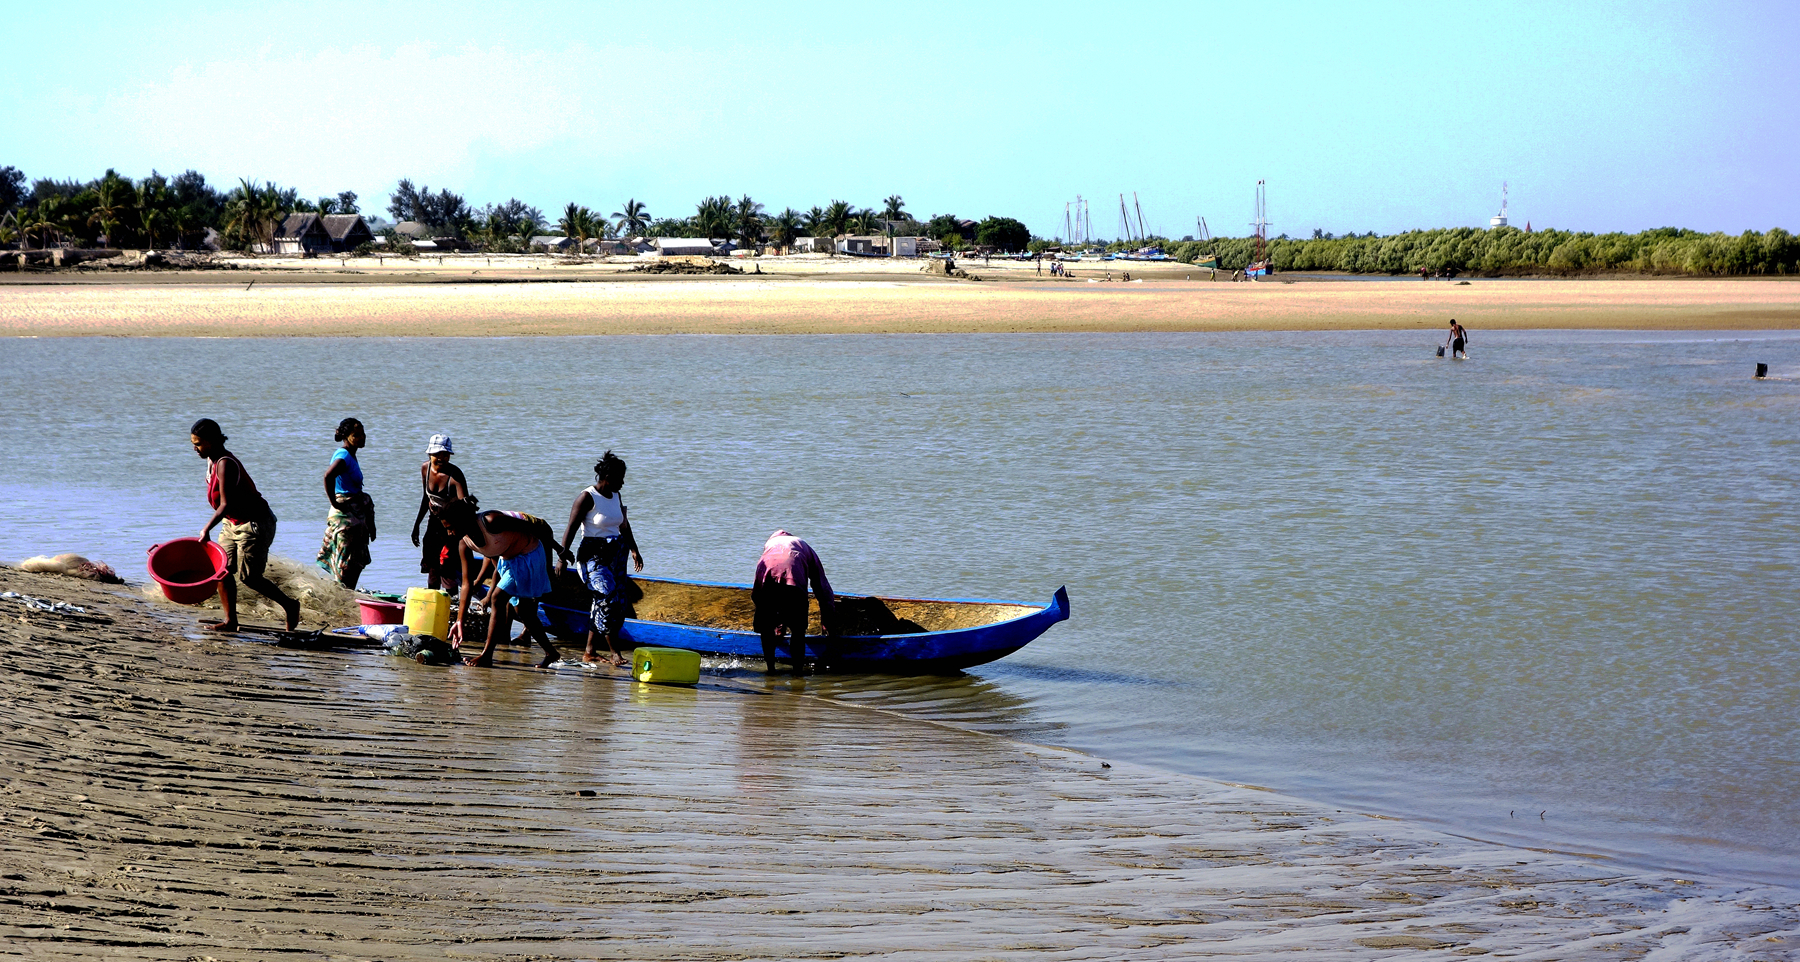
[557, 451, 644, 666]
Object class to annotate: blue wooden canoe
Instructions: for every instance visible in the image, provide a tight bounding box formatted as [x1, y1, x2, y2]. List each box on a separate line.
[536, 575, 1069, 673]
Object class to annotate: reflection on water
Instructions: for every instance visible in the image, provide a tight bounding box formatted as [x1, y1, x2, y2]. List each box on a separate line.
[2, 330, 1798, 885]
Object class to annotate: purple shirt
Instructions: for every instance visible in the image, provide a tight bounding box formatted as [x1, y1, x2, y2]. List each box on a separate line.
[754, 530, 835, 609]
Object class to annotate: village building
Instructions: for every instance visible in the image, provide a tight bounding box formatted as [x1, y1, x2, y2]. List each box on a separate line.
[322, 214, 373, 253]
[529, 235, 575, 253]
[654, 237, 716, 257]
[271, 213, 333, 255]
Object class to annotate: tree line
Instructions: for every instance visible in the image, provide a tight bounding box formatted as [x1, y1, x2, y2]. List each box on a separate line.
[1146, 226, 1797, 277]
[0, 165, 361, 252]
[0, 165, 1036, 254]
[8, 165, 1788, 272]
[388, 182, 1032, 253]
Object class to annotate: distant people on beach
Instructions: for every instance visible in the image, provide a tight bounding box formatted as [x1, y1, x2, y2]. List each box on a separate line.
[191, 418, 300, 632]
[556, 451, 644, 667]
[753, 530, 838, 676]
[438, 500, 573, 668]
[1446, 319, 1469, 358]
[411, 434, 471, 593]
[317, 417, 375, 589]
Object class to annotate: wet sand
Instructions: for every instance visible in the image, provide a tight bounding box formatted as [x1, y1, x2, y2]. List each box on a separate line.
[4, 564, 1797, 959]
[2, 269, 1798, 336]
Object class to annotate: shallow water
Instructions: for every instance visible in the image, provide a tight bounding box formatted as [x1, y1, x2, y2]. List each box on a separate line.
[2, 330, 1797, 886]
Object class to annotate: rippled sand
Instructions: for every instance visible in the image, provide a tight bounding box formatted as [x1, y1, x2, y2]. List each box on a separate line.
[2, 274, 1797, 336]
[3, 565, 1797, 960]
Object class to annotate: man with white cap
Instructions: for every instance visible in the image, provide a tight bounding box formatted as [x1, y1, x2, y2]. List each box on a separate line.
[752, 529, 839, 675]
[411, 434, 473, 592]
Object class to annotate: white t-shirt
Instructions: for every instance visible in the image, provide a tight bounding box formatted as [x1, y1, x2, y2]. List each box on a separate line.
[580, 486, 625, 539]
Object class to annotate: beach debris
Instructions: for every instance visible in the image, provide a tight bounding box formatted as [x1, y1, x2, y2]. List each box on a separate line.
[19, 553, 124, 584]
[627, 260, 742, 275]
[920, 258, 981, 281]
[577, 789, 597, 797]
[2, 591, 87, 615]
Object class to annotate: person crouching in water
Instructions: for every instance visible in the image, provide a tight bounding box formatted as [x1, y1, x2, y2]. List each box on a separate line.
[317, 417, 375, 589]
[753, 529, 839, 676]
[556, 451, 644, 667]
[190, 418, 301, 632]
[438, 499, 573, 667]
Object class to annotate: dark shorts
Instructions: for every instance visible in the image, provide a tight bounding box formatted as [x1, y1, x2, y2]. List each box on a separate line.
[1452, 337, 1465, 353]
[753, 580, 811, 639]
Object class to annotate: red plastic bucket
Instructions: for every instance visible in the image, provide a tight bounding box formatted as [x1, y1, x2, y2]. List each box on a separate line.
[147, 538, 228, 605]
[357, 599, 406, 625]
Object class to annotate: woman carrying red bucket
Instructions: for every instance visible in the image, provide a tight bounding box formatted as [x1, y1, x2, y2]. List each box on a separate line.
[191, 418, 301, 632]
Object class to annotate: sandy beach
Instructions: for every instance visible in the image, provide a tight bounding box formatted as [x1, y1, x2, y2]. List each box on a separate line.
[4, 564, 1797, 960]
[3, 256, 1798, 336]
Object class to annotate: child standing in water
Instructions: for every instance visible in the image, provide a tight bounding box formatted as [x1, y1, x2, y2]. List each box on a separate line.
[191, 418, 301, 631]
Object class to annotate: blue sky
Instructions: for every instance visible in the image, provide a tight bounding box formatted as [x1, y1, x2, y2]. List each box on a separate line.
[5, 0, 1795, 239]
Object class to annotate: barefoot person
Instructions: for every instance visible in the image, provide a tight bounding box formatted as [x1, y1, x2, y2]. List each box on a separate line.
[555, 451, 644, 666]
[316, 417, 375, 589]
[439, 500, 573, 668]
[752, 530, 839, 676]
[410, 434, 471, 593]
[190, 418, 300, 632]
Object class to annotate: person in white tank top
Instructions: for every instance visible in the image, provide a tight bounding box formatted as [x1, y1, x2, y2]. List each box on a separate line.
[557, 451, 644, 666]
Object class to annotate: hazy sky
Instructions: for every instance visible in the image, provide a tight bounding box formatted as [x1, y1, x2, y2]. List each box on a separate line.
[5, 1, 1795, 239]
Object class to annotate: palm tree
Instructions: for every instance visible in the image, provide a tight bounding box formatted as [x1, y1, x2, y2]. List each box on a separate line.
[135, 179, 173, 249]
[87, 173, 135, 248]
[802, 206, 826, 236]
[694, 195, 733, 240]
[516, 211, 545, 246]
[822, 199, 852, 237]
[558, 203, 595, 254]
[223, 179, 284, 252]
[882, 195, 906, 220]
[850, 208, 881, 235]
[613, 198, 649, 237]
[769, 208, 803, 249]
[733, 194, 765, 248]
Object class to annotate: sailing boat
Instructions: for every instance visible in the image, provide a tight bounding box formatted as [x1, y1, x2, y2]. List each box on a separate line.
[1245, 180, 1271, 278]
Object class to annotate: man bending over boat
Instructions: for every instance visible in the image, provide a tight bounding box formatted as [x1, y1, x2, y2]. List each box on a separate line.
[438, 500, 573, 668]
[753, 530, 839, 676]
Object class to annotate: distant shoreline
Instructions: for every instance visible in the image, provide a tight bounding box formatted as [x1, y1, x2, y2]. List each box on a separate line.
[3, 267, 1797, 336]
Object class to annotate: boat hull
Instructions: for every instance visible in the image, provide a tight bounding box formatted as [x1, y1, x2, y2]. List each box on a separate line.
[536, 576, 1069, 674]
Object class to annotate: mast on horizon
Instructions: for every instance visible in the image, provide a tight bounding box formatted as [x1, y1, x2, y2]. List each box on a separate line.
[1490, 182, 1510, 228]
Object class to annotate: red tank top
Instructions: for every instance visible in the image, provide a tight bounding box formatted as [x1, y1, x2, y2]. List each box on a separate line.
[207, 454, 272, 524]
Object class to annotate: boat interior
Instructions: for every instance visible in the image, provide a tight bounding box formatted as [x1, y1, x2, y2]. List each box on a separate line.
[544, 573, 1037, 636]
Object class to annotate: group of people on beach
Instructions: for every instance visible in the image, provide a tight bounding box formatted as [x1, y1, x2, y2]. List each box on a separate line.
[188, 419, 838, 674]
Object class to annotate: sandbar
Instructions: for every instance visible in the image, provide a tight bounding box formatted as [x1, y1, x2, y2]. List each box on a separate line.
[3, 258, 1798, 336]
[3, 564, 1796, 959]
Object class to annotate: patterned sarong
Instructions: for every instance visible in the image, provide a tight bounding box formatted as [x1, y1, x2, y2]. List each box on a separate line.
[578, 535, 629, 635]
[317, 492, 375, 583]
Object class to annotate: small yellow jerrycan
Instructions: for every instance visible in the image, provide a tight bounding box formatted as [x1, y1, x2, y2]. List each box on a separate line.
[633, 646, 701, 685]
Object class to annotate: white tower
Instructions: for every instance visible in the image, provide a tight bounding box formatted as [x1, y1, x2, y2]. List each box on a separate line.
[1490, 182, 1509, 228]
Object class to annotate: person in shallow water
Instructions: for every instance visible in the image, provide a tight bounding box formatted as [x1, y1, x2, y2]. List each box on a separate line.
[752, 530, 839, 676]
[1445, 318, 1470, 359]
[317, 417, 375, 589]
[190, 418, 300, 632]
[438, 499, 573, 667]
[410, 434, 472, 593]
[555, 450, 644, 667]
